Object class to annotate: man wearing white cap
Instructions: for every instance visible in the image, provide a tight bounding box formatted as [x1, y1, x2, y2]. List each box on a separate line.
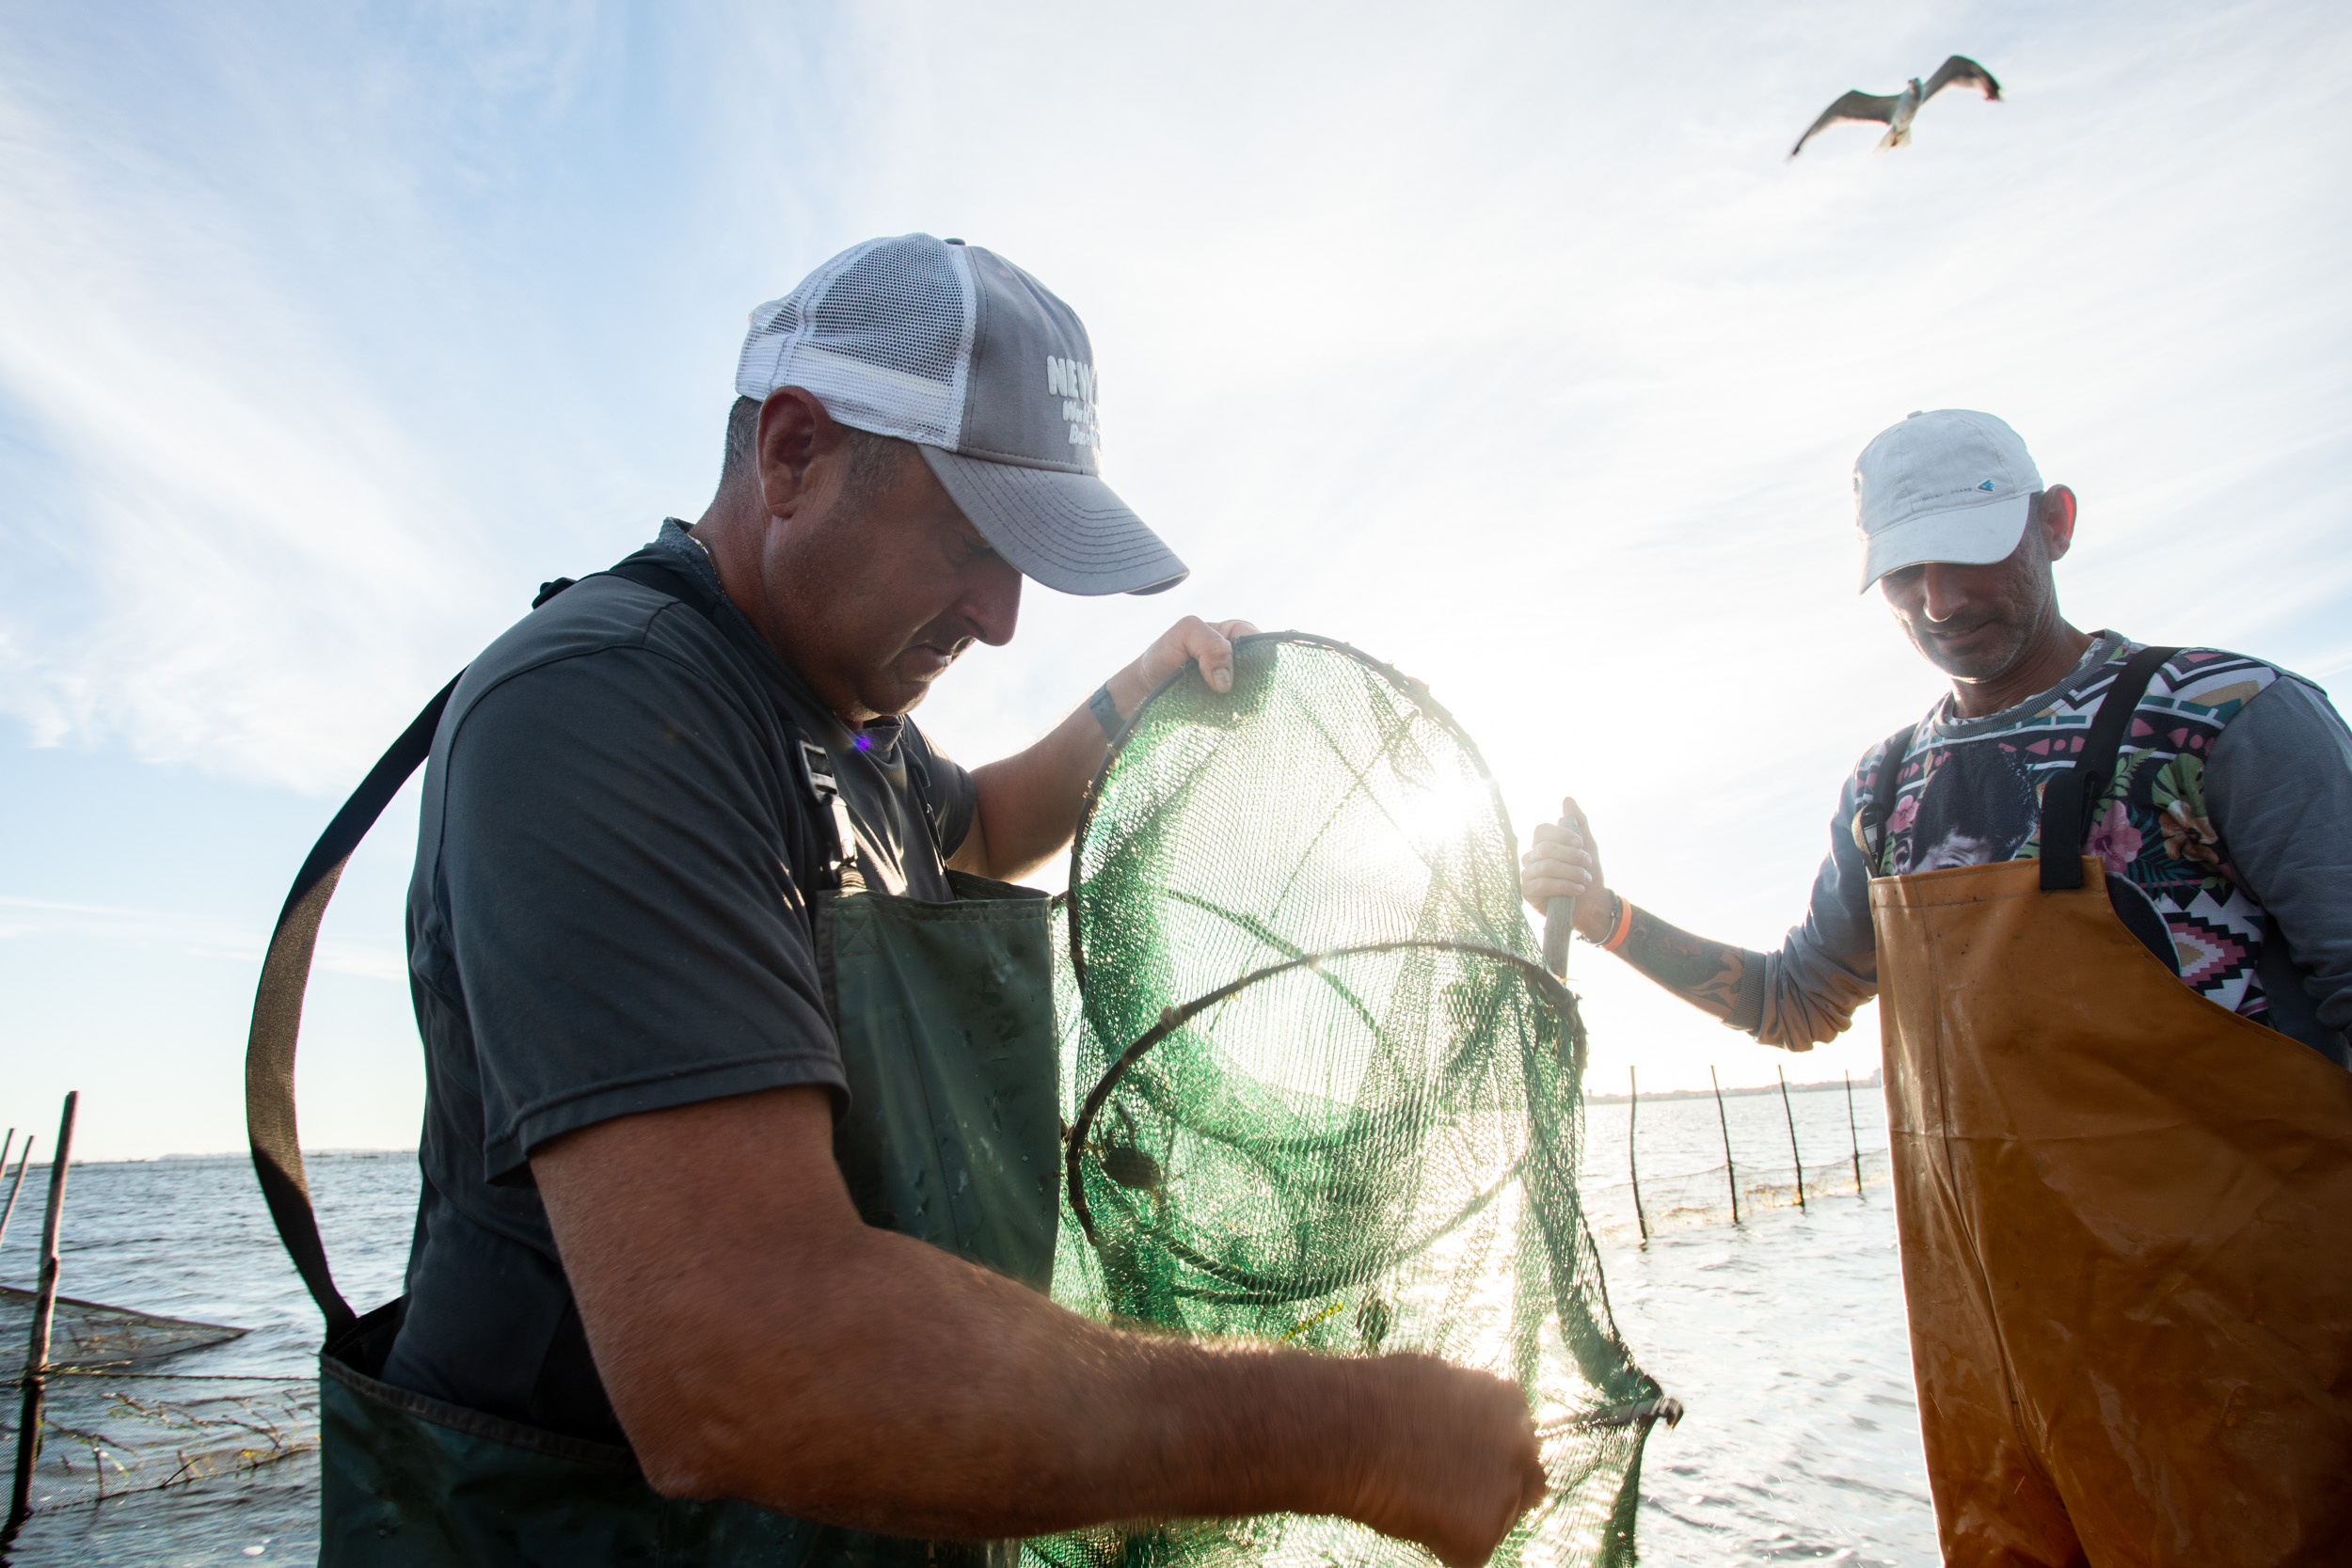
[267, 236, 1545, 1566]
[1523, 409, 2352, 1560]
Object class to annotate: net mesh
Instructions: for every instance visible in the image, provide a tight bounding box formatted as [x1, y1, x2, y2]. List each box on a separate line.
[1034, 634, 1666, 1568]
[0, 1289, 244, 1379]
[0, 1289, 310, 1509]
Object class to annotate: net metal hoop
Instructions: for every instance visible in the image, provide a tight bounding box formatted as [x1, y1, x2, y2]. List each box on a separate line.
[1063, 937, 1580, 1244]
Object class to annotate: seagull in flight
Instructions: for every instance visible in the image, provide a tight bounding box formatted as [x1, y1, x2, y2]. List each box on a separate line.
[1789, 55, 2001, 158]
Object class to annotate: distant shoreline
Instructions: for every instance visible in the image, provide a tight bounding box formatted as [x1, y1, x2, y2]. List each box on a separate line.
[9, 1148, 418, 1168]
[1585, 1069, 1883, 1105]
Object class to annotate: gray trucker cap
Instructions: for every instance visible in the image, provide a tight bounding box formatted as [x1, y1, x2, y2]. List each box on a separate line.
[735, 233, 1188, 596]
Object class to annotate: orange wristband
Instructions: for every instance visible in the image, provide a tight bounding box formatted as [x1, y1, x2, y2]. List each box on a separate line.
[1597, 893, 1634, 953]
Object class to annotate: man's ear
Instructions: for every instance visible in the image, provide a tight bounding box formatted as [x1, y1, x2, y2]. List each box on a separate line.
[755, 388, 840, 521]
[2039, 484, 2078, 562]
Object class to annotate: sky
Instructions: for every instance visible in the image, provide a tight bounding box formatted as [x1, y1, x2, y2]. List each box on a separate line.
[3, 0, 2347, 1162]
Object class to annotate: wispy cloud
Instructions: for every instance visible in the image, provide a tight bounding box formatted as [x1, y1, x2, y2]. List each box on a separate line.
[0, 895, 401, 980]
[0, 3, 713, 790]
[0, 42, 485, 786]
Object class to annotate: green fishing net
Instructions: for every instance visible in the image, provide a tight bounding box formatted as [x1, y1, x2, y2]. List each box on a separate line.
[1036, 633, 1670, 1568]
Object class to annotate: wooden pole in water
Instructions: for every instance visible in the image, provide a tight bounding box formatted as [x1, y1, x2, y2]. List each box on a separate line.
[0, 1139, 32, 1263]
[1628, 1067, 1648, 1243]
[1845, 1070, 1865, 1197]
[1777, 1065, 1806, 1212]
[9, 1092, 77, 1531]
[1710, 1067, 1739, 1225]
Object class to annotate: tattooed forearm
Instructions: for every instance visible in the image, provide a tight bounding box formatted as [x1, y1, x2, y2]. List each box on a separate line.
[1613, 905, 1750, 1022]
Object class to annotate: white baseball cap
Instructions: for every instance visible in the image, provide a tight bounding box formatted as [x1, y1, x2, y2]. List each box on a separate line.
[1852, 409, 2042, 592]
[736, 233, 1187, 596]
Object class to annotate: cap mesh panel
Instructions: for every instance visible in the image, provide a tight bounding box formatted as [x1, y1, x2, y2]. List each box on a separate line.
[736, 234, 971, 445]
[809, 238, 966, 386]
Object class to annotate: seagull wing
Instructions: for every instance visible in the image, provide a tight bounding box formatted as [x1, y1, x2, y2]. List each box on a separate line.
[1923, 55, 2001, 102]
[1790, 90, 1899, 158]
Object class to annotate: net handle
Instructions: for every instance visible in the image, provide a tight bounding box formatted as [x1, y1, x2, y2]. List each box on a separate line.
[1064, 938, 1578, 1243]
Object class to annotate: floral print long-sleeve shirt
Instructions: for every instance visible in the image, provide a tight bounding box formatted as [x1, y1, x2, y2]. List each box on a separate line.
[1748, 632, 2352, 1065]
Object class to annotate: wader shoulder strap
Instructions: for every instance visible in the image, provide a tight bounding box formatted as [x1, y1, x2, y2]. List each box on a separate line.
[245, 556, 730, 1336]
[246, 674, 461, 1340]
[2038, 645, 2179, 892]
[1867, 724, 1918, 875]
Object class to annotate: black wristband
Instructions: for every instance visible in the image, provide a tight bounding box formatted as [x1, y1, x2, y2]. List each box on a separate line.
[1089, 683, 1124, 741]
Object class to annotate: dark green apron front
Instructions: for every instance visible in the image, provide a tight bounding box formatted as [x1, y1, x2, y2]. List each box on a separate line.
[820, 875, 1064, 1288]
[245, 560, 1062, 1567]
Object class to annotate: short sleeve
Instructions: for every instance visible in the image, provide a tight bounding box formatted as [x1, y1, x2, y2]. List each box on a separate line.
[433, 643, 846, 1180]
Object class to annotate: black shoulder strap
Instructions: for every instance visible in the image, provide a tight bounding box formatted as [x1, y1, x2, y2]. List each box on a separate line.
[245, 556, 739, 1336]
[246, 674, 459, 1341]
[1865, 724, 1917, 875]
[2038, 645, 2179, 891]
[605, 553, 723, 617]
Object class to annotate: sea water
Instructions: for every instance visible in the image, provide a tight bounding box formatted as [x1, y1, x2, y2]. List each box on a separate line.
[0, 1086, 1936, 1565]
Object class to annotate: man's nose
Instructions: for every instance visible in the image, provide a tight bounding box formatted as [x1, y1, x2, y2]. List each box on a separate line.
[962, 558, 1022, 647]
[1918, 564, 1970, 624]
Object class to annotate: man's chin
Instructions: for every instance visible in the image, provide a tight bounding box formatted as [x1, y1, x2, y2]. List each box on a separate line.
[866, 672, 940, 719]
[1914, 628, 2022, 683]
[1926, 652, 2005, 682]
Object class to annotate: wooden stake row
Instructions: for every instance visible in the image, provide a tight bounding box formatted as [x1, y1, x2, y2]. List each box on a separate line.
[1617, 1068, 1871, 1242]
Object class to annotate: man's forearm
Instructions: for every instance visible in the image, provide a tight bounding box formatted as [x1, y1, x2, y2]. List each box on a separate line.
[540, 1088, 1534, 1559]
[955, 621, 1249, 882]
[1527, 811, 1863, 1050]
[1608, 901, 1763, 1030]
[957, 661, 1157, 882]
[644, 1224, 1401, 1537]
[959, 705, 1105, 882]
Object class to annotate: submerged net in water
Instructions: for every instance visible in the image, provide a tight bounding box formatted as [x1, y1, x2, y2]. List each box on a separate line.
[0, 1288, 245, 1381]
[0, 1288, 312, 1509]
[1038, 633, 1668, 1568]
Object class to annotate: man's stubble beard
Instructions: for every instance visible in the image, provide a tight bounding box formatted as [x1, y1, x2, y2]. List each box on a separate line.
[1907, 533, 2060, 688]
[1907, 611, 2036, 684]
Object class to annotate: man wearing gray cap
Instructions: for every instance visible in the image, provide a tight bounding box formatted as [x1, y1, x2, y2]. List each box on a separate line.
[286, 236, 1545, 1564]
[1522, 408, 2352, 1560]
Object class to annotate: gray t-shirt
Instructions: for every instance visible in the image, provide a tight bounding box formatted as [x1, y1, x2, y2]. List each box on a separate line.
[1747, 632, 2352, 1067]
[382, 522, 977, 1440]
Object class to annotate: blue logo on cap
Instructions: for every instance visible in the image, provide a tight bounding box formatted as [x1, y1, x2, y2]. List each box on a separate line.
[1979, 480, 1994, 490]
